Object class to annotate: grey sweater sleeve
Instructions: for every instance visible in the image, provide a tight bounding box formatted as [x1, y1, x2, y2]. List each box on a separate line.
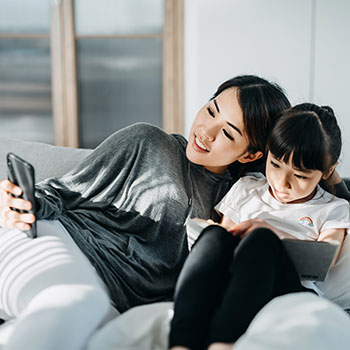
[35, 123, 163, 220]
[334, 178, 350, 202]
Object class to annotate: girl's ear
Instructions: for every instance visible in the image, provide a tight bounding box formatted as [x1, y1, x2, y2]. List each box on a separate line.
[322, 163, 338, 180]
[237, 150, 263, 164]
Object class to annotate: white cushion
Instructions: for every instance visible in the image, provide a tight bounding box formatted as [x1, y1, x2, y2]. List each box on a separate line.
[86, 302, 173, 350]
[234, 293, 350, 350]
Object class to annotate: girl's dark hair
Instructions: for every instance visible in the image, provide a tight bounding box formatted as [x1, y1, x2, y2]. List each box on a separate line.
[212, 75, 291, 178]
[267, 103, 341, 192]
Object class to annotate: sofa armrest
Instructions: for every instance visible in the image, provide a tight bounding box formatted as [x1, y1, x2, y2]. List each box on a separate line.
[0, 137, 92, 182]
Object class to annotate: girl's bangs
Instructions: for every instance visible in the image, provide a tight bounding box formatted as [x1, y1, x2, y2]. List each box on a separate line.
[268, 112, 329, 172]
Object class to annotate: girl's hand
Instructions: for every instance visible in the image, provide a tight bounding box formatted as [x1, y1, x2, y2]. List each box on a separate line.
[206, 219, 219, 225]
[228, 219, 276, 239]
[0, 179, 35, 231]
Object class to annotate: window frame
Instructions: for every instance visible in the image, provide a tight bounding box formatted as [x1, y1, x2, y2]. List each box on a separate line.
[51, 0, 184, 147]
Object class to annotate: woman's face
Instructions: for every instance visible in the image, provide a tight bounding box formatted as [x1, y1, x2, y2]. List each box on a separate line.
[186, 87, 261, 174]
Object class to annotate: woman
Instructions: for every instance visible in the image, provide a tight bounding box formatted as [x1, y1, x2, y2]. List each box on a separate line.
[0, 75, 290, 349]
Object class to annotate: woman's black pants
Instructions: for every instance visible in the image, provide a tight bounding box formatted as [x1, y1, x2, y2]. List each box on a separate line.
[168, 226, 311, 350]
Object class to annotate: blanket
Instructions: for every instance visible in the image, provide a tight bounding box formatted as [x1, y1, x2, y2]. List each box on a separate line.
[86, 293, 350, 350]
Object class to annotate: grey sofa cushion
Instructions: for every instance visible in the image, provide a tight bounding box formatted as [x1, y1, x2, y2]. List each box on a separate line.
[0, 136, 92, 182]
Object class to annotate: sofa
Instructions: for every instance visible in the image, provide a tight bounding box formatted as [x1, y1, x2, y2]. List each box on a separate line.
[0, 136, 92, 183]
[0, 136, 350, 350]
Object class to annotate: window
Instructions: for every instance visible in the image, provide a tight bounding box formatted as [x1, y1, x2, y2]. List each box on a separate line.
[0, 0, 184, 148]
[0, 0, 53, 143]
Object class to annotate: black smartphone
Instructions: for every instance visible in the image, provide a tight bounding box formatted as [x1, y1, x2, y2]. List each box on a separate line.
[7, 153, 37, 238]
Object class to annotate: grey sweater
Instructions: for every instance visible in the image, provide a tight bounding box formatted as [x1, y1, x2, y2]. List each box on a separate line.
[35, 123, 232, 312]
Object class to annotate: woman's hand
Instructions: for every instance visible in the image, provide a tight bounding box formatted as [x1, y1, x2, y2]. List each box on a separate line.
[0, 179, 35, 230]
[228, 218, 276, 239]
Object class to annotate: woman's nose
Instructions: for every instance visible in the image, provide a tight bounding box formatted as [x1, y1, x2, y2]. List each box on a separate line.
[201, 124, 219, 142]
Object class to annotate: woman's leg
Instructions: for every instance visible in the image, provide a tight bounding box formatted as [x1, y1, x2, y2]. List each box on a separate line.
[0, 220, 110, 350]
[169, 225, 240, 350]
[208, 228, 306, 345]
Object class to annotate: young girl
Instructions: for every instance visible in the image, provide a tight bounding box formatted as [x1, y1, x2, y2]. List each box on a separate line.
[0, 75, 290, 349]
[169, 103, 350, 350]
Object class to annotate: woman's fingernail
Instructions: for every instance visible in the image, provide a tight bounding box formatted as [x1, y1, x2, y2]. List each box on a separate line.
[14, 188, 21, 195]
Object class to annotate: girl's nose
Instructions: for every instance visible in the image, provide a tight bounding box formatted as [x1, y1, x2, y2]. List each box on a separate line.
[279, 175, 292, 189]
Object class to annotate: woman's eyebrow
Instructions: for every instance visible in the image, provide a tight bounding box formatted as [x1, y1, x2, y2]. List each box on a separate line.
[214, 98, 242, 136]
[227, 122, 243, 136]
[214, 99, 220, 113]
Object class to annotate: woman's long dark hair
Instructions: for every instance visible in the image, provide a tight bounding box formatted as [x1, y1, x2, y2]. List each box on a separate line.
[267, 103, 342, 193]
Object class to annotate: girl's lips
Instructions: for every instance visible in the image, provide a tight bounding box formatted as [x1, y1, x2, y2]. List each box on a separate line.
[276, 189, 288, 196]
[269, 186, 289, 202]
[193, 136, 209, 152]
[274, 189, 290, 201]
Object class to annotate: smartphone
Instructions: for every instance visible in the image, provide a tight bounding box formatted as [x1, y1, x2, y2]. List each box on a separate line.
[7, 153, 37, 238]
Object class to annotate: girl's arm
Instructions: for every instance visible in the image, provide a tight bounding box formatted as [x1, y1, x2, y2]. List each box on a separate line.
[222, 216, 298, 240]
[317, 227, 346, 269]
[200, 215, 236, 230]
[220, 215, 236, 230]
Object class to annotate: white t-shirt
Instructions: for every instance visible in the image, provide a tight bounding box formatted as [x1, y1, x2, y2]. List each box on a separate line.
[215, 176, 350, 240]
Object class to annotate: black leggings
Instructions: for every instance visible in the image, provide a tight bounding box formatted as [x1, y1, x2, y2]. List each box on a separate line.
[168, 225, 311, 350]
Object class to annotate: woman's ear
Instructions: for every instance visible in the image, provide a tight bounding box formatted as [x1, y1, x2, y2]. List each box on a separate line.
[322, 163, 338, 180]
[237, 151, 263, 164]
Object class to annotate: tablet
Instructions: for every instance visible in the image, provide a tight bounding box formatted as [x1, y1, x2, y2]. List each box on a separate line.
[282, 239, 338, 281]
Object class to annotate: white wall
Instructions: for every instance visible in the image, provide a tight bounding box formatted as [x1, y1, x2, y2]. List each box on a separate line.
[184, 0, 350, 176]
[313, 0, 350, 176]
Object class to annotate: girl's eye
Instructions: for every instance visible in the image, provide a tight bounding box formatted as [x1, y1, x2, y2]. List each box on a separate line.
[270, 160, 279, 168]
[223, 129, 234, 141]
[207, 107, 215, 118]
[295, 174, 307, 180]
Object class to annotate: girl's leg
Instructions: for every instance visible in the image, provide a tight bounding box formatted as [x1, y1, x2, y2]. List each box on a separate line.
[209, 228, 306, 345]
[169, 225, 240, 350]
[0, 220, 110, 350]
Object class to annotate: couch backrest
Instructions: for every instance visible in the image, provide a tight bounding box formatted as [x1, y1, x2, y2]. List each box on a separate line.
[0, 136, 92, 183]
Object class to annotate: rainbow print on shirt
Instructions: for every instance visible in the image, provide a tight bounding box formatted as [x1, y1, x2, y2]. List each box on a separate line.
[298, 216, 314, 227]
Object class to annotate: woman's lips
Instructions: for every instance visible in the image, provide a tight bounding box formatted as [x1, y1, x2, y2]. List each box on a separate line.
[193, 136, 209, 152]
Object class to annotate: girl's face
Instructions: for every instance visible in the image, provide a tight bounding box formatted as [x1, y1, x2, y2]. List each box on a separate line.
[265, 151, 325, 204]
[186, 88, 262, 174]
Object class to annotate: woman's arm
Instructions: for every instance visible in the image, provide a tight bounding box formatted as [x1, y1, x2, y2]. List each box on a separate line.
[328, 170, 350, 201]
[36, 123, 175, 221]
